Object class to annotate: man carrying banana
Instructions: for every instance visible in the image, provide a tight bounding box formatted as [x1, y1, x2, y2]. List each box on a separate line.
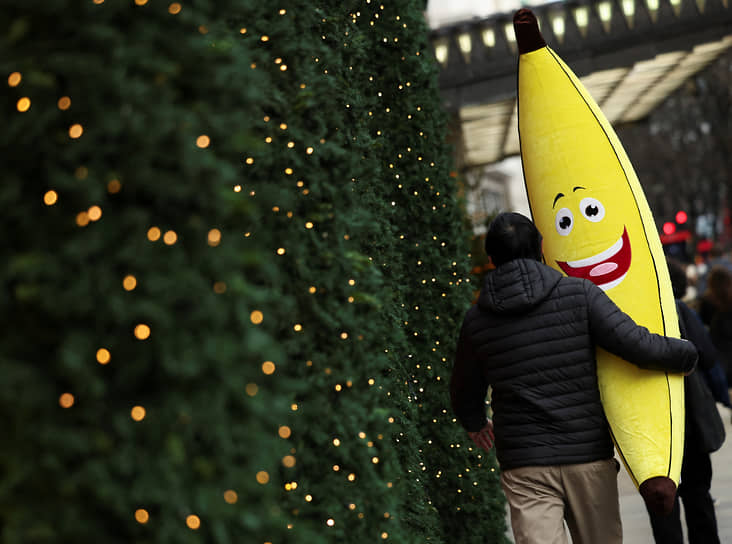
[450, 212, 697, 544]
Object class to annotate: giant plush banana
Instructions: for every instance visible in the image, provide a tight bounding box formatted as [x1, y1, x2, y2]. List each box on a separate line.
[513, 9, 684, 501]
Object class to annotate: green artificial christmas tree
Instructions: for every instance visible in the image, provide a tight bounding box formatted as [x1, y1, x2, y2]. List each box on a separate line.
[0, 1, 507, 543]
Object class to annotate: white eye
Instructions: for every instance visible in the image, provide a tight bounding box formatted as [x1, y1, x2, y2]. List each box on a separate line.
[580, 197, 605, 222]
[555, 207, 574, 236]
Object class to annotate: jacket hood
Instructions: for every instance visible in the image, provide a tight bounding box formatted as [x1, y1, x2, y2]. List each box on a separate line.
[478, 259, 563, 314]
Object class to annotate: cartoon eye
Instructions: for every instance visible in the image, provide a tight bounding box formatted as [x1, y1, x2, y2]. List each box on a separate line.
[555, 207, 574, 236]
[580, 197, 605, 223]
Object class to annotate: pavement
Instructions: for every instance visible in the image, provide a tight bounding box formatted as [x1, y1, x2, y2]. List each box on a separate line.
[618, 403, 732, 543]
[504, 403, 732, 543]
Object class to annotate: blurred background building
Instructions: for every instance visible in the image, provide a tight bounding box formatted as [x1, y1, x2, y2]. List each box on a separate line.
[426, 0, 732, 262]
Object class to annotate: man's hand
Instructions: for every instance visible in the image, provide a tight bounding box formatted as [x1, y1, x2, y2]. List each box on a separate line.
[468, 420, 495, 453]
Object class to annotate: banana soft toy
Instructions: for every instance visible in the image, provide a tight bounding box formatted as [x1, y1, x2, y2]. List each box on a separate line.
[513, 9, 684, 510]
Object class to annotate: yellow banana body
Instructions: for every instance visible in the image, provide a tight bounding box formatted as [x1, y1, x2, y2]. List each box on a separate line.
[518, 46, 684, 487]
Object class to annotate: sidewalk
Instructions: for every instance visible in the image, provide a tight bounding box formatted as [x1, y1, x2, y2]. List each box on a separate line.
[619, 403, 732, 543]
[503, 404, 732, 542]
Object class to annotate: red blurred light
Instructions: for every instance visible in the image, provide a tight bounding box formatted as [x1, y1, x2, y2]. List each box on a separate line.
[675, 211, 688, 224]
[663, 222, 676, 235]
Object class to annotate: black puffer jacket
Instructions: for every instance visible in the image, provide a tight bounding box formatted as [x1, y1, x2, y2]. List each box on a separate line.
[451, 258, 698, 470]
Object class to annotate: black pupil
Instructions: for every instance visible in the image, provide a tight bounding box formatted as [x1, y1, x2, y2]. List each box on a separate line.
[586, 205, 599, 217]
[559, 216, 571, 229]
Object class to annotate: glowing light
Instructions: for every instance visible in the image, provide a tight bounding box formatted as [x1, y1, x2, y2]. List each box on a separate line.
[207, 228, 221, 246]
[381, 532, 389, 539]
[676, 210, 688, 224]
[279, 426, 291, 438]
[340, 332, 348, 339]
[96, 348, 111, 365]
[43, 190, 58, 206]
[69, 124, 83, 138]
[245, 157, 254, 164]
[196, 135, 210, 148]
[305, 494, 313, 502]
[134, 0, 147, 5]
[59, 393, 74, 408]
[186, 515, 200, 530]
[245, 383, 258, 396]
[122, 274, 137, 291]
[256, 471, 270, 484]
[88, 205, 102, 221]
[284, 168, 293, 175]
[372, 456, 380, 464]
[282, 455, 296, 467]
[663, 222, 676, 235]
[213, 281, 226, 294]
[326, 519, 335, 527]
[107, 179, 121, 193]
[134, 324, 151, 340]
[276, 248, 286, 255]
[250, 310, 263, 324]
[224, 490, 238, 504]
[16, 97, 30, 112]
[131, 406, 146, 421]
[135, 509, 149, 524]
[293, 324, 302, 332]
[240, 28, 247, 34]
[261, 35, 270, 42]
[306, 147, 314, 154]
[8, 72, 21, 87]
[262, 361, 276, 375]
[347, 473, 356, 481]
[333, 438, 341, 446]
[76, 212, 90, 227]
[163, 230, 177, 245]
[305, 222, 314, 229]
[147, 227, 161, 241]
[308, 286, 316, 293]
[168, 2, 181, 14]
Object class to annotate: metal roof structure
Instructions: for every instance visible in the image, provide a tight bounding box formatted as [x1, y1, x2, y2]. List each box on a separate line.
[431, 0, 732, 166]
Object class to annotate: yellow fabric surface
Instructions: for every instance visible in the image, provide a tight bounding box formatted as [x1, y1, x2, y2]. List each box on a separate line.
[517, 46, 684, 487]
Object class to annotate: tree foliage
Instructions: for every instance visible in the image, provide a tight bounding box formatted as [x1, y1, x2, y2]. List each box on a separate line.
[0, 2, 507, 543]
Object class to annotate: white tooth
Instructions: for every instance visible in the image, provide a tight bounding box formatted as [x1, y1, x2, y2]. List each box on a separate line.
[566, 234, 623, 268]
[598, 273, 628, 292]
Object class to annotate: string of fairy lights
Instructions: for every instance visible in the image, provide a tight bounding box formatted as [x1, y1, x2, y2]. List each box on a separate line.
[9, 0, 495, 539]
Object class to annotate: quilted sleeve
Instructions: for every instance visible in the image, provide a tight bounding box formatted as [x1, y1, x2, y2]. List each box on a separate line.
[585, 281, 698, 373]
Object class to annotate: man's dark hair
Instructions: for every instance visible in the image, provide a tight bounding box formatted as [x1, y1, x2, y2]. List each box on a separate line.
[666, 257, 687, 299]
[484, 212, 542, 267]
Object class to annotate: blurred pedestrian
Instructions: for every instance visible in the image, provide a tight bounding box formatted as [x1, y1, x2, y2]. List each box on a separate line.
[696, 245, 732, 295]
[699, 264, 732, 385]
[644, 258, 725, 544]
[450, 212, 698, 544]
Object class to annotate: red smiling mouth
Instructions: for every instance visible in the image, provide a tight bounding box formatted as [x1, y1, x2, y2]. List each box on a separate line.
[556, 227, 631, 290]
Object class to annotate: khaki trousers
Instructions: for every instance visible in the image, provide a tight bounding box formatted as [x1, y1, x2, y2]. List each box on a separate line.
[500, 458, 622, 544]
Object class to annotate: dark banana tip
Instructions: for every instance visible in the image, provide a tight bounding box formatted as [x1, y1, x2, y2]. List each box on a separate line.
[513, 8, 546, 55]
[639, 476, 677, 516]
